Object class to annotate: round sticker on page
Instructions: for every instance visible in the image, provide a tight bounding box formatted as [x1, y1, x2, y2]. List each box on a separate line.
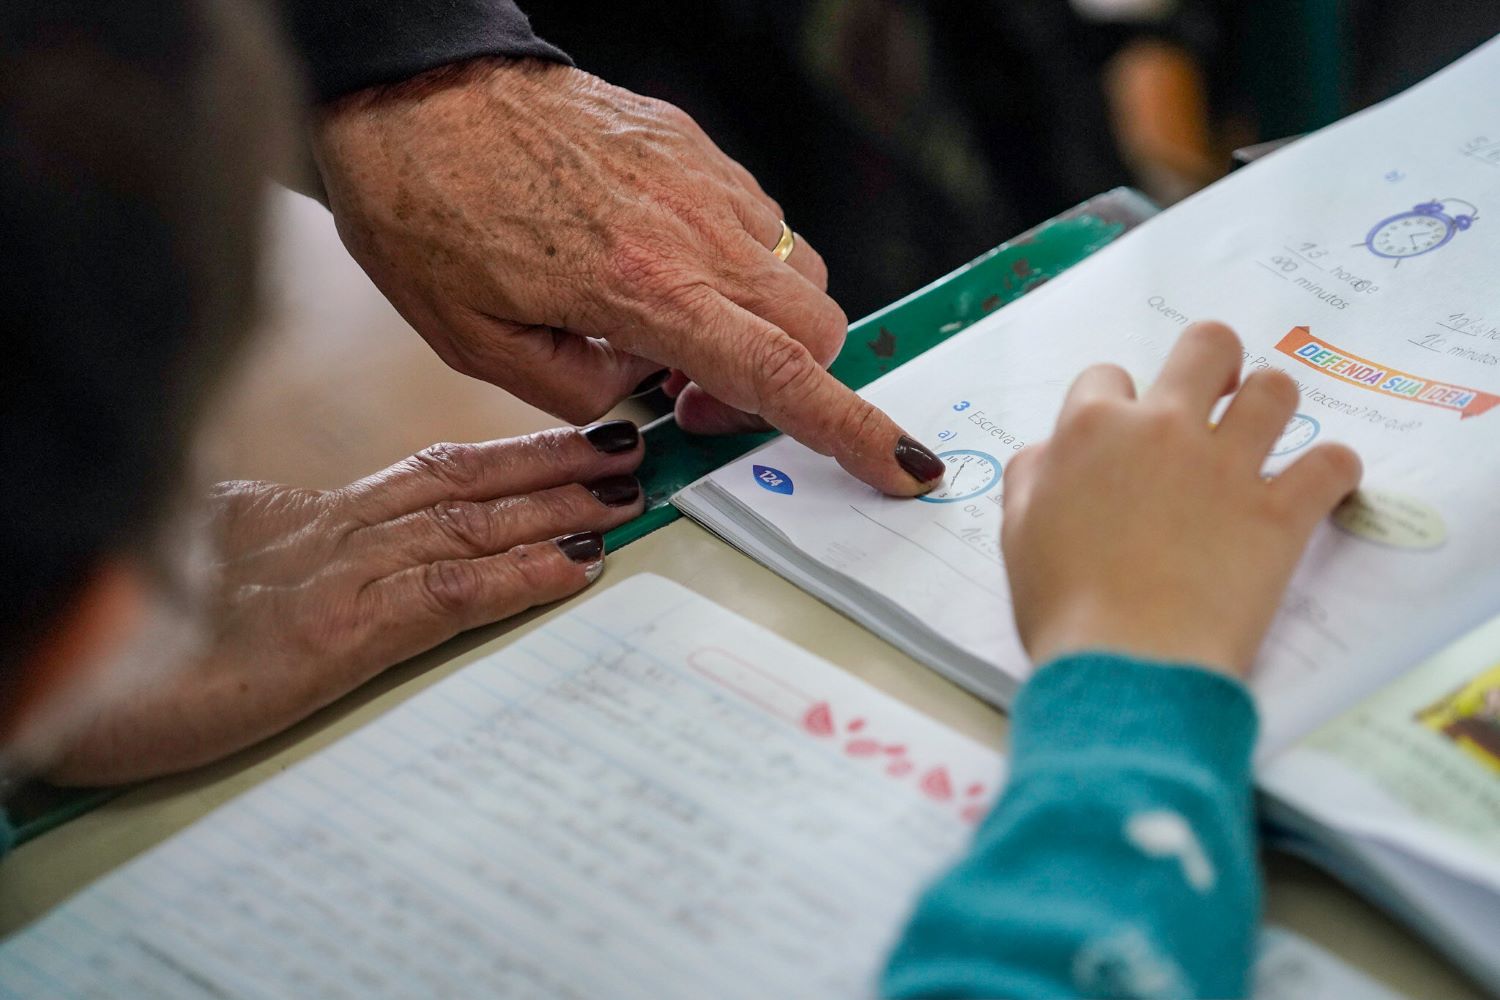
[1333, 489, 1446, 550]
[917, 450, 1002, 503]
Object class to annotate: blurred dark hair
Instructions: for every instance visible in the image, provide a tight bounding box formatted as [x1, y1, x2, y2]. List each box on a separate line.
[0, 1, 293, 673]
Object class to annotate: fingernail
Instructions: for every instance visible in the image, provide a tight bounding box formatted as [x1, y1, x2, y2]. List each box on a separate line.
[586, 475, 641, 507]
[556, 530, 604, 566]
[629, 369, 670, 397]
[894, 435, 945, 485]
[582, 419, 639, 454]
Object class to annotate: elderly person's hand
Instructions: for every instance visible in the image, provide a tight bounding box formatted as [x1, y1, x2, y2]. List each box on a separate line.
[311, 58, 946, 496]
[46, 422, 645, 785]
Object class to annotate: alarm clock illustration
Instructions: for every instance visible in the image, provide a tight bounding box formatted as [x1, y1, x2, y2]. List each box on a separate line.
[917, 449, 1002, 503]
[1363, 198, 1477, 262]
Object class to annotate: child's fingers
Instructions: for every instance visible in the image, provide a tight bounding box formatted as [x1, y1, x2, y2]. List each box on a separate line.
[1270, 443, 1363, 531]
[1215, 369, 1300, 464]
[1145, 321, 1243, 417]
[1001, 442, 1047, 516]
[1060, 363, 1136, 417]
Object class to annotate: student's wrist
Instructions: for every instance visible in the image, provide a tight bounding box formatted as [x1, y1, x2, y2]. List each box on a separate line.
[1024, 601, 1248, 681]
[1015, 652, 1258, 779]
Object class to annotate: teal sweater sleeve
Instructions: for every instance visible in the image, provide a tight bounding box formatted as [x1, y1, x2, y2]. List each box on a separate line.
[882, 654, 1260, 999]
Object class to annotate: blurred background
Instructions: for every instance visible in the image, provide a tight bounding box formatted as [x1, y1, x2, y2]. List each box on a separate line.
[526, 0, 1500, 320]
[206, 0, 1500, 489]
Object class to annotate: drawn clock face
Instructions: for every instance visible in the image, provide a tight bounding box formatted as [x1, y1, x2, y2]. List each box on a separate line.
[1270, 414, 1320, 457]
[917, 449, 1002, 503]
[1364, 199, 1477, 260]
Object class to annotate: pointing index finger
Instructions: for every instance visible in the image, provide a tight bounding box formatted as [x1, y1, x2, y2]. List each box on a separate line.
[646, 287, 944, 495]
[751, 329, 946, 494]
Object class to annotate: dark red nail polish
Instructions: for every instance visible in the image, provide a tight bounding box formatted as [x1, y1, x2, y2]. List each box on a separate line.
[895, 435, 945, 484]
[629, 369, 670, 397]
[586, 475, 641, 507]
[556, 531, 604, 564]
[582, 419, 639, 454]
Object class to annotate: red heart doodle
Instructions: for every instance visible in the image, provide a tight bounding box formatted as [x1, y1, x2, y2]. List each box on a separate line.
[802, 701, 834, 737]
[919, 766, 954, 802]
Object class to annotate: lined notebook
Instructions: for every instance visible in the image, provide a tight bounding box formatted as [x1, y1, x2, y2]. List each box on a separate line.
[0, 576, 1003, 998]
[0, 576, 1401, 998]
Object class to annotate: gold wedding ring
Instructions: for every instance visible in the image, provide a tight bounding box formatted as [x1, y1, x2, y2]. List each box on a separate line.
[771, 220, 796, 261]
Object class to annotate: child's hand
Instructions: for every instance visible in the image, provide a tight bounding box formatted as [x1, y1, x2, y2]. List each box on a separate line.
[1002, 322, 1361, 678]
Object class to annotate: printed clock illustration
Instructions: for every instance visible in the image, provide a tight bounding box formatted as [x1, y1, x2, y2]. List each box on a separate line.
[1271, 414, 1319, 457]
[917, 449, 1001, 503]
[1363, 198, 1478, 262]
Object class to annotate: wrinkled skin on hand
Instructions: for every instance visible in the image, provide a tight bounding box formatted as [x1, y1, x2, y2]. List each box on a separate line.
[1003, 322, 1362, 677]
[313, 57, 943, 495]
[48, 424, 645, 784]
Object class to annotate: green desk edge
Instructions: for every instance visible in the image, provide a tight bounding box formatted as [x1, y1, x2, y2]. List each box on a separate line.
[10, 188, 1157, 847]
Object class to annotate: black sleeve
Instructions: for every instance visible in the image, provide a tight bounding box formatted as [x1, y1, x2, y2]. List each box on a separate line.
[277, 0, 572, 103]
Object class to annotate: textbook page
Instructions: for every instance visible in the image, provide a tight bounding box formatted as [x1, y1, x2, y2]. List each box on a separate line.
[0, 575, 1007, 1000]
[682, 37, 1500, 754]
[1261, 612, 1500, 894]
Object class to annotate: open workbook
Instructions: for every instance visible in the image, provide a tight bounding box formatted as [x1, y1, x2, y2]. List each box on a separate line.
[675, 36, 1500, 993]
[0, 577, 1408, 999]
